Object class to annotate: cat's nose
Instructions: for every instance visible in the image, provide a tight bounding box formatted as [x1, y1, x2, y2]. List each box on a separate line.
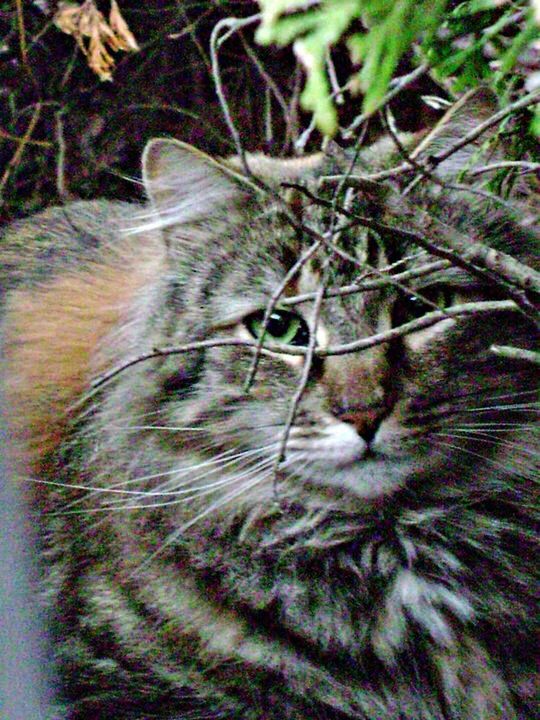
[340, 407, 386, 444]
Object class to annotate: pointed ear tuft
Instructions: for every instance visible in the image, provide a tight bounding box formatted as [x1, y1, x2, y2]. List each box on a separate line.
[141, 139, 247, 231]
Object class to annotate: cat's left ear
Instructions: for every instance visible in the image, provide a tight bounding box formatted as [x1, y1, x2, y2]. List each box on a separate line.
[412, 87, 502, 178]
[142, 138, 251, 233]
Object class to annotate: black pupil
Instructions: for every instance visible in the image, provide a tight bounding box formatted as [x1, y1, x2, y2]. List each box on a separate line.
[267, 312, 292, 338]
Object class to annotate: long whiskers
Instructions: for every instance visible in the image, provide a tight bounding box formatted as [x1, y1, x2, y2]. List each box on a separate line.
[434, 430, 540, 457]
[129, 465, 276, 575]
[431, 438, 536, 475]
[101, 455, 278, 512]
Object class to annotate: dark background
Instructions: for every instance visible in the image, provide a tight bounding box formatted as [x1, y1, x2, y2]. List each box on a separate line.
[0, 0, 444, 224]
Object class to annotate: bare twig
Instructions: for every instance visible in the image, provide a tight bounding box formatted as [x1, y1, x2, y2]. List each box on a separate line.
[272, 263, 330, 499]
[382, 105, 521, 211]
[0, 103, 41, 203]
[320, 300, 518, 356]
[15, 0, 28, 68]
[283, 182, 540, 307]
[352, 87, 540, 185]
[209, 13, 262, 173]
[55, 108, 68, 198]
[244, 237, 324, 393]
[240, 34, 290, 122]
[417, 88, 540, 171]
[342, 63, 429, 138]
[326, 239, 446, 315]
[280, 261, 449, 307]
[0, 128, 51, 147]
[469, 161, 540, 177]
[490, 345, 540, 364]
[88, 300, 519, 399]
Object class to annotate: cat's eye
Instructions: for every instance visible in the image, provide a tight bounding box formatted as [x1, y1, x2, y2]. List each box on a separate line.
[392, 286, 456, 326]
[244, 309, 310, 346]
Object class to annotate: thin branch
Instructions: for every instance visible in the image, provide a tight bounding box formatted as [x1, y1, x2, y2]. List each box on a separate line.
[283, 181, 540, 309]
[272, 263, 330, 499]
[490, 345, 540, 365]
[244, 237, 324, 393]
[0, 128, 51, 147]
[342, 63, 429, 138]
[88, 300, 519, 399]
[469, 161, 540, 177]
[320, 300, 518, 356]
[15, 0, 28, 68]
[209, 13, 261, 173]
[55, 108, 68, 199]
[419, 88, 540, 171]
[382, 105, 521, 211]
[280, 261, 449, 307]
[326, 239, 446, 315]
[240, 33, 290, 120]
[0, 103, 41, 203]
[352, 87, 540, 185]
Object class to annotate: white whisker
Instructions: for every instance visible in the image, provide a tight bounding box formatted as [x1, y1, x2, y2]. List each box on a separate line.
[434, 431, 539, 457]
[432, 438, 534, 474]
[130, 470, 274, 574]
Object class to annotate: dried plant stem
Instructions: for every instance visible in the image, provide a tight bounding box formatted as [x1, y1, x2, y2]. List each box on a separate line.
[0, 128, 51, 147]
[281, 261, 449, 307]
[272, 263, 330, 499]
[15, 0, 28, 67]
[244, 237, 324, 393]
[490, 345, 540, 364]
[55, 108, 67, 198]
[469, 161, 540, 176]
[285, 182, 540, 305]
[423, 87, 540, 171]
[0, 103, 41, 203]
[326, 240, 444, 315]
[356, 88, 540, 185]
[209, 13, 261, 170]
[320, 300, 517, 355]
[382, 106, 520, 211]
[343, 63, 429, 138]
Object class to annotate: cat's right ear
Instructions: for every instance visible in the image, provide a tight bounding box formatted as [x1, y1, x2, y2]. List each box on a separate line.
[141, 138, 250, 235]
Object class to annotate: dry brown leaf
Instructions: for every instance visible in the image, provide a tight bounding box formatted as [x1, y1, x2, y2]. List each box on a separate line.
[109, 0, 139, 51]
[54, 0, 139, 82]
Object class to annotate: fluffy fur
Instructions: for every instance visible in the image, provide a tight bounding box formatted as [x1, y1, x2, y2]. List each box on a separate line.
[1, 90, 538, 719]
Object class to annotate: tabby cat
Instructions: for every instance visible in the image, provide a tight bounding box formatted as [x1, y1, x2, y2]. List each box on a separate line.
[1, 89, 538, 719]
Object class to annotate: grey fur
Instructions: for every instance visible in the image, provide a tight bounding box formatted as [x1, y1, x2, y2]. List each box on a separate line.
[1, 91, 538, 719]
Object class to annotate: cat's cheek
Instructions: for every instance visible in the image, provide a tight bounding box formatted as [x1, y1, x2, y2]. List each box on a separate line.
[403, 317, 456, 353]
[371, 415, 418, 458]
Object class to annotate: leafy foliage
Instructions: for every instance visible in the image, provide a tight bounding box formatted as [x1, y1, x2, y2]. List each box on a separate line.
[0, 1, 538, 224]
[256, 0, 540, 136]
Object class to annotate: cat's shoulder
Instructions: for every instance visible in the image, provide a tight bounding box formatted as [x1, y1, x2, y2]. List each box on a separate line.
[1, 198, 163, 469]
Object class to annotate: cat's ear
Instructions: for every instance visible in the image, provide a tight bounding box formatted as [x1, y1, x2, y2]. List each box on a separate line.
[142, 138, 250, 232]
[411, 87, 502, 178]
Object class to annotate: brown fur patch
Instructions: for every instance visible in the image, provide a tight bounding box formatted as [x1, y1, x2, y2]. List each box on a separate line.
[3, 259, 156, 476]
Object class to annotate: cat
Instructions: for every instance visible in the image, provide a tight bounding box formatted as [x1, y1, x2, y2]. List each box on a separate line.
[1, 88, 538, 719]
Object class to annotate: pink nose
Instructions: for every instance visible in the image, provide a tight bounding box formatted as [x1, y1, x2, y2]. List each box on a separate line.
[340, 408, 386, 442]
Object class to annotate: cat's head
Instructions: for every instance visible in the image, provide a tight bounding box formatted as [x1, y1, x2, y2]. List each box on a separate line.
[109, 90, 538, 541]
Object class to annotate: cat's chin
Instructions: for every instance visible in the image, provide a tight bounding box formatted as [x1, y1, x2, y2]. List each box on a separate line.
[295, 456, 413, 500]
[286, 420, 415, 499]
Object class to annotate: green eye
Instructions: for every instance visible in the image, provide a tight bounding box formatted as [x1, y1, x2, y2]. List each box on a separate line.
[245, 309, 310, 346]
[392, 286, 455, 326]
